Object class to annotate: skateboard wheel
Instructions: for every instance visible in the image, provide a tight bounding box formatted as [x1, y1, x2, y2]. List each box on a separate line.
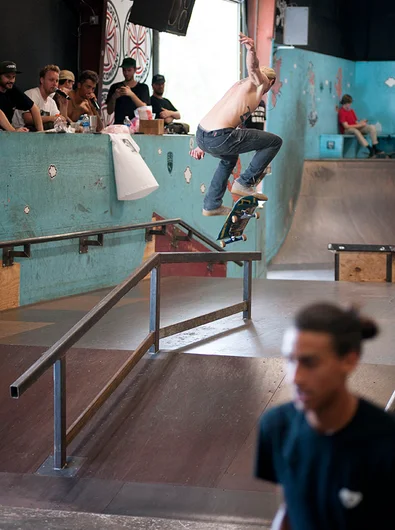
[231, 215, 238, 224]
[220, 240, 226, 248]
[254, 212, 260, 220]
[242, 234, 247, 242]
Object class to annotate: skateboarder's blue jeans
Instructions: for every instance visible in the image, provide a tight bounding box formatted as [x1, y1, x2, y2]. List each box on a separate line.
[196, 125, 282, 210]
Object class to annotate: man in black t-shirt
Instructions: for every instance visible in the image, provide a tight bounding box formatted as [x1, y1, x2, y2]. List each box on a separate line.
[106, 57, 150, 124]
[0, 61, 43, 132]
[255, 303, 395, 530]
[150, 74, 180, 124]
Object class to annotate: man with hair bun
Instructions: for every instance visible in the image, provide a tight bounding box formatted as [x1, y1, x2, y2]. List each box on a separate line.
[190, 32, 282, 216]
[255, 302, 395, 530]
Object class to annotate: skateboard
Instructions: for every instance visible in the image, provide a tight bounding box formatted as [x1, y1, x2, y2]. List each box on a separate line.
[217, 196, 260, 247]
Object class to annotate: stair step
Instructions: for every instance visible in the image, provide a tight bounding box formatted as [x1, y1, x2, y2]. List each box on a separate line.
[0, 472, 277, 527]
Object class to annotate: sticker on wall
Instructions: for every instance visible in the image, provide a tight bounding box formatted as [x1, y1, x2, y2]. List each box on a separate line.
[123, 11, 152, 83]
[103, 1, 121, 85]
[48, 164, 57, 180]
[184, 167, 192, 184]
[293, 64, 297, 69]
[200, 184, 206, 194]
[94, 177, 105, 189]
[158, 148, 162, 155]
[189, 137, 194, 150]
[24, 206, 30, 214]
[167, 152, 173, 174]
[385, 78, 395, 88]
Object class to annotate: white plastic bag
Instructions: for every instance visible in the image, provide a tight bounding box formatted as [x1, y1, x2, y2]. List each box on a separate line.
[108, 133, 159, 200]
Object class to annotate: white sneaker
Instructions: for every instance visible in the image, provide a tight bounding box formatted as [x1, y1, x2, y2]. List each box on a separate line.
[231, 180, 268, 201]
[202, 205, 232, 216]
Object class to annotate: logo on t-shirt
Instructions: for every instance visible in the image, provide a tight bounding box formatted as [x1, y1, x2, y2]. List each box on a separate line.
[339, 488, 363, 509]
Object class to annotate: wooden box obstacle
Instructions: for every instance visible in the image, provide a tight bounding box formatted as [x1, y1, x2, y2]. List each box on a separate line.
[328, 244, 395, 282]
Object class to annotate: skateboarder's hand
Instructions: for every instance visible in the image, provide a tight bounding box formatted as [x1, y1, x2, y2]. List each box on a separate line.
[239, 32, 255, 52]
[189, 147, 205, 160]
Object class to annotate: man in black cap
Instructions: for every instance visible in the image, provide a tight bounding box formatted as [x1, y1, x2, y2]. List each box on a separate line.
[150, 74, 180, 125]
[106, 57, 150, 124]
[0, 61, 43, 132]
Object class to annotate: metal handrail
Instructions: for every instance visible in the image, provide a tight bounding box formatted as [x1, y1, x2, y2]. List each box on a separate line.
[386, 391, 395, 413]
[10, 250, 261, 473]
[0, 218, 243, 267]
[10, 253, 160, 399]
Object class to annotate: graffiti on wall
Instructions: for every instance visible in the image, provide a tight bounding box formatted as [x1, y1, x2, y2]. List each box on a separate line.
[335, 67, 343, 99]
[307, 62, 318, 127]
[102, 0, 153, 124]
[104, 1, 121, 85]
[124, 8, 152, 83]
[271, 56, 283, 108]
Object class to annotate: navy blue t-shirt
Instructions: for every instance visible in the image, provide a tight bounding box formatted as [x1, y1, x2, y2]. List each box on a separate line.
[106, 81, 150, 124]
[256, 399, 395, 530]
[0, 85, 33, 125]
[150, 95, 177, 118]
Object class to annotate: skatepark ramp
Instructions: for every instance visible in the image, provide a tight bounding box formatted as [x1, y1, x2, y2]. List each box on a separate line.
[272, 159, 395, 266]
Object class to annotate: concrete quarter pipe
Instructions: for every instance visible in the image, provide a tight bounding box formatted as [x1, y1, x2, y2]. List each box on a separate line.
[272, 160, 395, 266]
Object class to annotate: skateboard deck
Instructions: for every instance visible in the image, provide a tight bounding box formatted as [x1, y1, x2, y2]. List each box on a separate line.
[217, 196, 260, 247]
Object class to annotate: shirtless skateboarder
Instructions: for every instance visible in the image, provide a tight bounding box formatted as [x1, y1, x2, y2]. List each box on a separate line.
[190, 33, 283, 216]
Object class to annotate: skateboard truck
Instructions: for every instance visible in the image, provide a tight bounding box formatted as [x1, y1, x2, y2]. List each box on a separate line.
[231, 211, 260, 224]
[220, 234, 247, 248]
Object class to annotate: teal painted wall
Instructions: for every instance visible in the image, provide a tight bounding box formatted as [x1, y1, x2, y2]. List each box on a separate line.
[264, 48, 355, 262]
[0, 133, 261, 305]
[355, 62, 395, 135]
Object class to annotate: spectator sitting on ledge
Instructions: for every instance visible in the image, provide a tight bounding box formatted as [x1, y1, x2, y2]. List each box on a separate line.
[106, 57, 150, 124]
[0, 61, 43, 132]
[150, 74, 181, 125]
[13, 64, 68, 131]
[67, 70, 103, 131]
[338, 94, 384, 158]
[53, 69, 75, 110]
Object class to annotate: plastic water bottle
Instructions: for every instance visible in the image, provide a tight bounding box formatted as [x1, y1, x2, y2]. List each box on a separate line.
[123, 116, 131, 131]
[81, 114, 90, 133]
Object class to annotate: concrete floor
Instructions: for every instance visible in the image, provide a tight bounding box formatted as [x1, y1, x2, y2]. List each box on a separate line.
[1, 276, 394, 527]
[2, 276, 394, 366]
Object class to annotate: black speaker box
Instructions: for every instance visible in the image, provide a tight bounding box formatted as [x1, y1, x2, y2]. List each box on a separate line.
[129, 0, 196, 37]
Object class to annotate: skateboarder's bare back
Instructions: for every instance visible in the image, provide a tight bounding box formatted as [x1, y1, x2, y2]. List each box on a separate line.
[200, 76, 269, 132]
[191, 33, 283, 217]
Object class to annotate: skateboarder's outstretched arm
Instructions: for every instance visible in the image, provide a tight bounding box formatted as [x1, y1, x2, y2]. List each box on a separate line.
[190, 146, 205, 160]
[240, 32, 270, 89]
